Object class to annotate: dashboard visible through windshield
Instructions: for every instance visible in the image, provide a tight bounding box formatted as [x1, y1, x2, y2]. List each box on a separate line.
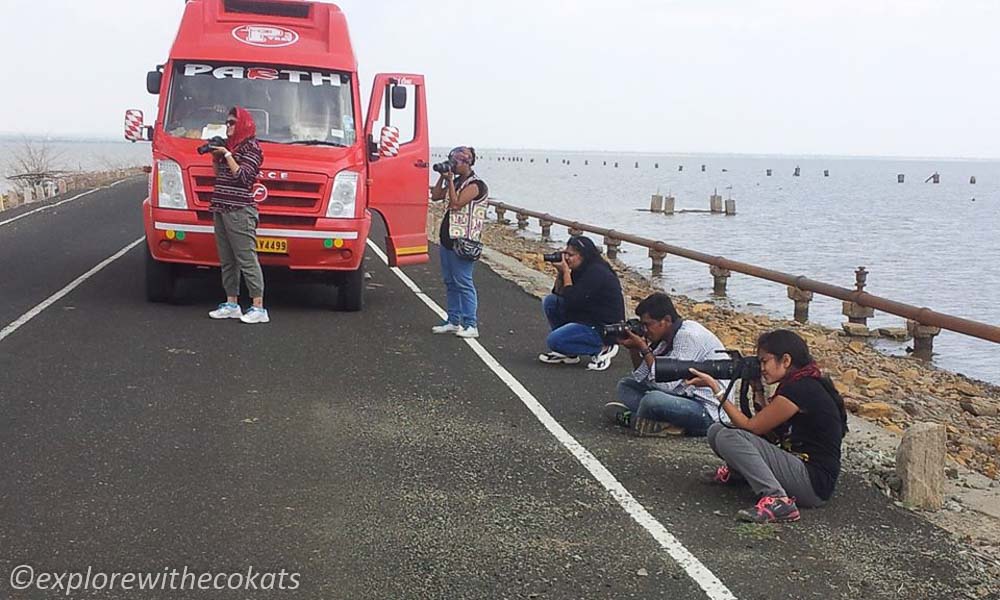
[164, 62, 356, 147]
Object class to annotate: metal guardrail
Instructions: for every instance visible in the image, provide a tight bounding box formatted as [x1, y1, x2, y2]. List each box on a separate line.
[488, 200, 1000, 358]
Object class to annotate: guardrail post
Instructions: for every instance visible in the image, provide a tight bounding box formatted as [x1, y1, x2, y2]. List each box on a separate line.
[568, 227, 584, 237]
[710, 265, 731, 296]
[842, 266, 875, 328]
[649, 248, 667, 275]
[604, 237, 622, 260]
[495, 206, 507, 223]
[540, 219, 553, 241]
[787, 287, 814, 323]
[907, 321, 941, 360]
[516, 212, 529, 230]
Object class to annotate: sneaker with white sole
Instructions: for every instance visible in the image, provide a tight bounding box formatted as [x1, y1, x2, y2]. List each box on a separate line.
[586, 344, 620, 371]
[602, 401, 633, 428]
[431, 322, 462, 334]
[455, 326, 479, 339]
[209, 302, 243, 319]
[240, 306, 270, 324]
[633, 417, 685, 437]
[538, 351, 581, 365]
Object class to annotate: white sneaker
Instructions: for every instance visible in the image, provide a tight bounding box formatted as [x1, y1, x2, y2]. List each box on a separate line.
[455, 326, 479, 338]
[209, 302, 243, 319]
[431, 322, 462, 334]
[538, 351, 581, 365]
[240, 306, 270, 324]
[587, 344, 620, 371]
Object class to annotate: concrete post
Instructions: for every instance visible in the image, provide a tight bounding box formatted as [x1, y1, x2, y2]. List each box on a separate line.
[516, 212, 529, 230]
[540, 220, 553, 241]
[568, 227, 584, 237]
[57, 179, 68, 194]
[649, 248, 667, 275]
[23, 186, 33, 204]
[495, 206, 507, 223]
[710, 265, 731, 296]
[663, 195, 675, 215]
[906, 320, 941, 360]
[604, 237, 622, 260]
[724, 199, 736, 215]
[650, 194, 663, 212]
[709, 192, 723, 213]
[787, 287, 814, 323]
[34, 184, 45, 201]
[842, 266, 874, 328]
[896, 422, 946, 510]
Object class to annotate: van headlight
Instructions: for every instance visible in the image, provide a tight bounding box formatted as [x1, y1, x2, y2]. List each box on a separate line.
[156, 159, 188, 210]
[326, 170, 358, 218]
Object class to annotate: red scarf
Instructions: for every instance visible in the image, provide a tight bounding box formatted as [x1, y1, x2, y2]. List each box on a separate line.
[226, 106, 256, 151]
[773, 361, 822, 400]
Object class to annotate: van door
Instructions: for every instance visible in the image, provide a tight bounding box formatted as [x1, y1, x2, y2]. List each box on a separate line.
[364, 73, 429, 267]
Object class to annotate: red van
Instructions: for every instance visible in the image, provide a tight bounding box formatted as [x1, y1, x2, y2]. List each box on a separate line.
[125, 0, 429, 311]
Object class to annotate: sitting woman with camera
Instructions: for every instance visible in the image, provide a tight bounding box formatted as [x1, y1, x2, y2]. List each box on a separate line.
[207, 106, 267, 323]
[538, 235, 624, 371]
[430, 146, 488, 339]
[684, 329, 848, 523]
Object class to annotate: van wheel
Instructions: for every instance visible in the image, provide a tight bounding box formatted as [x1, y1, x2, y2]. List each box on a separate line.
[336, 266, 364, 312]
[145, 244, 175, 303]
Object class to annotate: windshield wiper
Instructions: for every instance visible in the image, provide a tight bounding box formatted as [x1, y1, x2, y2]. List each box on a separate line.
[287, 140, 347, 147]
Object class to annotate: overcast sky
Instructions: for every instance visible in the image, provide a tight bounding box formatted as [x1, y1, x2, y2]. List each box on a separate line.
[1, 0, 998, 158]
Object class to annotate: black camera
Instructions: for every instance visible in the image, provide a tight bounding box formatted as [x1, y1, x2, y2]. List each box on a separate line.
[542, 252, 563, 263]
[654, 350, 760, 383]
[197, 136, 228, 155]
[432, 159, 454, 174]
[600, 318, 647, 339]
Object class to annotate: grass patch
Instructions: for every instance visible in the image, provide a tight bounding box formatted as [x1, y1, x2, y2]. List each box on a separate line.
[733, 522, 779, 541]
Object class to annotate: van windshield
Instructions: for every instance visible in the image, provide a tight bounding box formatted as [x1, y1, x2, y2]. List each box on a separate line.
[164, 62, 356, 146]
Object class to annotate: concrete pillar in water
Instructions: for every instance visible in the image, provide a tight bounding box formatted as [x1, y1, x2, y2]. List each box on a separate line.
[766, 169, 772, 176]
[650, 194, 664, 212]
[824, 169, 829, 177]
[787, 287, 814, 323]
[540, 220, 553, 241]
[635, 162, 639, 168]
[654, 163, 658, 169]
[614, 162, 618, 168]
[724, 199, 736, 215]
[516, 212, 529, 230]
[648, 248, 667, 275]
[603, 236, 622, 260]
[906, 320, 941, 361]
[678, 165, 683, 172]
[897, 174, 905, 183]
[710, 265, 731, 296]
[701, 164, 706, 172]
[709, 191, 723, 213]
[584, 160, 588, 166]
[663, 195, 675, 215]
[793, 166, 801, 177]
[970, 176, 976, 184]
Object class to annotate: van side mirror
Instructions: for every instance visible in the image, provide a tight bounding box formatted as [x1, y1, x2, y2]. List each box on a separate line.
[391, 86, 407, 109]
[147, 70, 162, 95]
[125, 109, 145, 142]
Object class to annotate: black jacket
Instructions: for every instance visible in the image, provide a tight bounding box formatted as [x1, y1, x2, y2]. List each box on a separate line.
[557, 261, 625, 327]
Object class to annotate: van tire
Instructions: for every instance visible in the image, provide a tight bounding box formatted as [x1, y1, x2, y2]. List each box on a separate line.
[336, 266, 364, 312]
[145, 244, 176, 303]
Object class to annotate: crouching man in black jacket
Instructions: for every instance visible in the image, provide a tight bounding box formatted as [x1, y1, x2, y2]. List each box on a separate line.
[538, 235, 625, 371]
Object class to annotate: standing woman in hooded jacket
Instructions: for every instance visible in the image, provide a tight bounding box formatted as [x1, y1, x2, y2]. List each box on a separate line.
[207, 106, 268, 324]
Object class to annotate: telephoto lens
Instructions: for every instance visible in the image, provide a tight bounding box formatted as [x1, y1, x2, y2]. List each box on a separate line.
[653, 359, 739, 383]
[542, 252, 563, 262]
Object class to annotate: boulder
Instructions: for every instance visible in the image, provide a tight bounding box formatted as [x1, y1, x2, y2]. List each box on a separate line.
[859, 402, 895, 419]
[896, 422, 946, 510]
[960, 398, 998, 418]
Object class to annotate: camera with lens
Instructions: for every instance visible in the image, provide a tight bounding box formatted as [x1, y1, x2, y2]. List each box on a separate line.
[600, 318, 647, 339]
[432, 159, 455, 174]
[197, 136, 228, 155]
[654, 350, 760, 383]
[542, 252, 563, 263]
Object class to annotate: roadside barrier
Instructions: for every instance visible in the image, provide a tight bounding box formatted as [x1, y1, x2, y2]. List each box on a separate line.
[487, 200, 1000, 360]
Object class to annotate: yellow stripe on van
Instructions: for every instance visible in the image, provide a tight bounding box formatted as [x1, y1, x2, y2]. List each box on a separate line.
[395, 245, 428, 256]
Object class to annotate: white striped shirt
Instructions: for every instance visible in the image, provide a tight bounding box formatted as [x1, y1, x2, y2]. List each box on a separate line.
[632, 320, 729, 414]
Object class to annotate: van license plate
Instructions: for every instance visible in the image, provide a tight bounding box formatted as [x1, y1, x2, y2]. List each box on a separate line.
[256, 237, 287, 254]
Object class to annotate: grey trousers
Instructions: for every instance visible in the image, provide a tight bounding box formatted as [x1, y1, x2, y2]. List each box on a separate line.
[213, 206, 264, 298]
[707, 423, 824, 507]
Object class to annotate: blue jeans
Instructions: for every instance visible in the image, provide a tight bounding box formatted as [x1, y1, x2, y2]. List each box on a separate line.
[440, 247, 478, 327]
[542, 294, 604, 356]
[616, 377, 714, 436]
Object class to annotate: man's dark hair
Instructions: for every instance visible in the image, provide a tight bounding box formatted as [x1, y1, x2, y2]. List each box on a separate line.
[635, 292, 680, 321]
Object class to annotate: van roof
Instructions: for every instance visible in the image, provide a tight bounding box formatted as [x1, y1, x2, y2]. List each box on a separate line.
[170, 0, 356, 71]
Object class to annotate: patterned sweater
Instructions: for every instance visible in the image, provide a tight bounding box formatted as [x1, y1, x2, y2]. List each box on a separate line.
[210, 138, 263, 213]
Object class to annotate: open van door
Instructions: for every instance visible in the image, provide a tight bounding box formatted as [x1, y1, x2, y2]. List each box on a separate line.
[364, 73, 429, 267]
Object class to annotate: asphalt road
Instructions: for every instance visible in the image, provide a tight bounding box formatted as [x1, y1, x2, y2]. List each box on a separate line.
[0, 179, 988, 599]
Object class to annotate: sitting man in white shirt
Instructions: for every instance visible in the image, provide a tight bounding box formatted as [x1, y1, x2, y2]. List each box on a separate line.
[603, 292, 728, 437]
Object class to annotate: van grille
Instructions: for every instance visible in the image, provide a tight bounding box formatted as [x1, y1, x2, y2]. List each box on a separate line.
[189, 168, 327, 214]
[223, 0, 311, 19]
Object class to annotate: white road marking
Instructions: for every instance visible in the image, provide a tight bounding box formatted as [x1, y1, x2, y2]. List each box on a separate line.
[0, 178, 133, 228]
[366, 239, 737, 600]
[0, 238, 145, 343]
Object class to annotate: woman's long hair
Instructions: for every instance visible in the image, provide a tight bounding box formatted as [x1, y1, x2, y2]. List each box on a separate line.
[567, 235, 610, 270]
[226, 106, 256, 150]
[757, 329, 848, 438]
